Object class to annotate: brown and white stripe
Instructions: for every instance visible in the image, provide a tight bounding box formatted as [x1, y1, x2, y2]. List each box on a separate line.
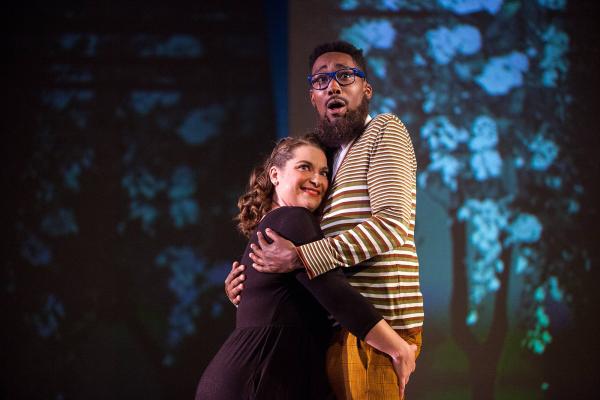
[297, 113, 424, 331]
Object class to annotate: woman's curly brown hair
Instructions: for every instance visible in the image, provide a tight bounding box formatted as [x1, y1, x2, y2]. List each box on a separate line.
[236, 134, 326, 237]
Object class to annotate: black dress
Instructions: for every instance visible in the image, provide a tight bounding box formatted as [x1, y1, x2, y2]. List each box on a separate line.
[195, 207, 382, 400]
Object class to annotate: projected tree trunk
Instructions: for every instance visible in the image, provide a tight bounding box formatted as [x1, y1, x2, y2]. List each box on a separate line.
[450, 218, 512, 399]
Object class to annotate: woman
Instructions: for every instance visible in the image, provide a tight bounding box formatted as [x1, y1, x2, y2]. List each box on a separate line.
[195, 136, 415, 399]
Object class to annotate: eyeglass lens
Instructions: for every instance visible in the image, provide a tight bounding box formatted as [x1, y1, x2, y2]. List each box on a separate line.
[311, 69, 356, 90]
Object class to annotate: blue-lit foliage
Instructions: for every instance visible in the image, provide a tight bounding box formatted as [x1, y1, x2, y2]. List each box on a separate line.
[20, 233, 52, 267]
[156, 247, 204, 349]
[168, 166, 199, 228]
[178, 106, 225, 145]
[33, 294, 65, 338]
[334, 0, 580, 394]
[41, 208, 79, 237]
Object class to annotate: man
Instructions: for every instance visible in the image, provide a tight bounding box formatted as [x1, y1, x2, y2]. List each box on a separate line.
[225, 41, 424, 399]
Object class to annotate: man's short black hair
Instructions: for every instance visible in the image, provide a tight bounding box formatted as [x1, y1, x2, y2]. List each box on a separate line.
[308, 41, 368, 80]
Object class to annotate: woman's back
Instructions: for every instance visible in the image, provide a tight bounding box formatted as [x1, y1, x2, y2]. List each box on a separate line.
[196, 207, 333, 399]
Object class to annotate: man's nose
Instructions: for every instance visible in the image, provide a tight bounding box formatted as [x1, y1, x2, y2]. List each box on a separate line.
[327, 78, 342, 94]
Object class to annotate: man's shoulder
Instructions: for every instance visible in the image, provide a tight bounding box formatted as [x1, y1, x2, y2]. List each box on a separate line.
[370, 113, 401, 125]
[363, 113, 409, 138]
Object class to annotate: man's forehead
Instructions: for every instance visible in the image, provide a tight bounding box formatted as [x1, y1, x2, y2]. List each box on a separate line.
[312, 52, 356, 73]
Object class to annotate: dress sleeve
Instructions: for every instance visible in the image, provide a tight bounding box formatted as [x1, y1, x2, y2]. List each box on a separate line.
[296, 115, 417, 278]
[261, 207, 382, 340]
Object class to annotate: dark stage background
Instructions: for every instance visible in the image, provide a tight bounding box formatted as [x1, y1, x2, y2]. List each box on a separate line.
[3, 1, 599, 399]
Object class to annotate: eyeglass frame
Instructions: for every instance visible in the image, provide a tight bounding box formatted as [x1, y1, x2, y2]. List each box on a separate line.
[307, 67, 366, 90]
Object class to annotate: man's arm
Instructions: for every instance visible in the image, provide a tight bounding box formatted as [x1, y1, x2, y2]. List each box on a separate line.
[251, 115, 416, 276]
[297, 115, 417, 278]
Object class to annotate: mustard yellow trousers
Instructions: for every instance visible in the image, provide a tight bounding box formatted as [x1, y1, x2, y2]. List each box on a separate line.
[326, 327, 422, 400]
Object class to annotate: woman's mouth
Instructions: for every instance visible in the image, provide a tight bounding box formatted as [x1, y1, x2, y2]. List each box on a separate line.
[301, 187, 321, 196]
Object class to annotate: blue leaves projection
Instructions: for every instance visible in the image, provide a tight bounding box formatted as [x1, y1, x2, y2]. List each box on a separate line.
[121, 166, 200, 232]
[334, 0, 577, 368]
[178, 106, 225, 145]
[130, 91, 181, 115]
[426, 24, 481, 65]
[21, 233, 52, 266]
[33, 294, 65, 338]
[122, 168, 166, 234]
[540, 26, 569, 87]
[537, 0, 566, 10]
[340, 19, 396, 54]
[155, 247, 204, 355]
[168, 167, 199, 228]
[41, 208, 79, 237]
[528, 134, 558, 171]
[137, 35, 204, 58]
[438, 0, 503, 15]
[41, 90, 94, 110]
[468, 116, 501, 181]
[63, 149, 94, 191]
[476, 52, 529, 95]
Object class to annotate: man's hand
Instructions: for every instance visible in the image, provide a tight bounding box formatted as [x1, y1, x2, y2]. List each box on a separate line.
[249, 228, 302, 273]
[224, 261, 245, 306]
[392, 343, 417, 399]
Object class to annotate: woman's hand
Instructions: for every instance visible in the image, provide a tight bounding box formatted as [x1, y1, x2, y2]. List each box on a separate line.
[391, 342, 418, 398]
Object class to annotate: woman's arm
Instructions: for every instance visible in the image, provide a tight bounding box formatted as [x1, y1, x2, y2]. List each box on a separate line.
[364, 320, 417, 397]
[263, 207, 417, 395]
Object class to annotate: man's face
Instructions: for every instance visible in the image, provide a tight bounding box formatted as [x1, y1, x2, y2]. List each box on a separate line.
[309, 52, 372, 123]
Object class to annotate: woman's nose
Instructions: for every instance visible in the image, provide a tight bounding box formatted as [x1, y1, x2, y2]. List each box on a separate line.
[311, 174, 327, 188]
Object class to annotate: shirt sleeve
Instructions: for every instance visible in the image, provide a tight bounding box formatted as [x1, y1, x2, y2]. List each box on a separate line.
[262, 207, 382, 340]
[296, 115, 417, 278]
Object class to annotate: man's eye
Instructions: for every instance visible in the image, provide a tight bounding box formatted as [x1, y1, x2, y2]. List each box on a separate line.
[338, 70, 353, 79]
[313, 75, 329, 84]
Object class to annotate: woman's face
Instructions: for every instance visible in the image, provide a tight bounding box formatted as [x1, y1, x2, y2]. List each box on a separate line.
[270, 145, 329, 212]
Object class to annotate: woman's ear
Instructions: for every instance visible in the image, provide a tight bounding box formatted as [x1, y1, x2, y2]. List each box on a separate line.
[269, 166, 279, 186]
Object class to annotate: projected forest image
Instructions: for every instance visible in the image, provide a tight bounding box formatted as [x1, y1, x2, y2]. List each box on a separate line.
[4, 1, 598, 399]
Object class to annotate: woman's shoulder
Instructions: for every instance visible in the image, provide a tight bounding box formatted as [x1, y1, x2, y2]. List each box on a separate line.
[259, 206, 316, 228]
[258, 207, 321, 244]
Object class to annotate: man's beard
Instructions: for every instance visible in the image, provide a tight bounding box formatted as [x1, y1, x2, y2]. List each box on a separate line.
[315, 97, 370, 148]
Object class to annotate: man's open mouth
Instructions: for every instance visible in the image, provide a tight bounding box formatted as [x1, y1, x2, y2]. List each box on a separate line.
[327, 98, 347, 111]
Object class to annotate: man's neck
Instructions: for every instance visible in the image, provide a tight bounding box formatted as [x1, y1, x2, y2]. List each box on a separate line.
[337, 114, 371, 149]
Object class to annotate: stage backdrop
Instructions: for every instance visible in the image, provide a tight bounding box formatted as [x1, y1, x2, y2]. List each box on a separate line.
[4, 1, 599, 399]
[289, 0, 598, 399]
[3, 2, 280, 399]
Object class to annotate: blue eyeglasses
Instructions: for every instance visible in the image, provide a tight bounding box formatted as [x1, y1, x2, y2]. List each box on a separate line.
[307, 68, 366, 90]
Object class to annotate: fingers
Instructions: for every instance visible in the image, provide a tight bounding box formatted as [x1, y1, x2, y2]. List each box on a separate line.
[256, 231, 270, 249]
[248, 249, 265, 268]
[251, 262, 271, 273]
[228, 280, 245, 297]
[263, 228, 281, 241]
[225, 262, 246, 305]
[225, 262, 242, 285]
[249, 243, 265, 260]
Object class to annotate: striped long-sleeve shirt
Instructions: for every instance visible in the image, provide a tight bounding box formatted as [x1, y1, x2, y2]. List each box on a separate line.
[296, 113, 424, 332]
